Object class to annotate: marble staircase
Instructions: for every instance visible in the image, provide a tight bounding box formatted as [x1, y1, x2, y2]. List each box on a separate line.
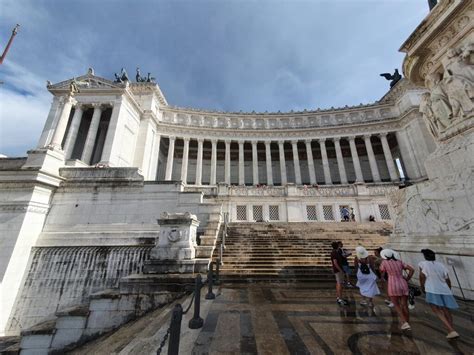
[215, 222, 391, 282]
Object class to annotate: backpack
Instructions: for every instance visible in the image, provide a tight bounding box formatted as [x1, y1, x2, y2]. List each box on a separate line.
[360, 263, 371, 275]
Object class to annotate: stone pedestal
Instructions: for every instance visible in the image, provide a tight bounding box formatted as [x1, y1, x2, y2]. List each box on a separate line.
[144, 212, 200, 274]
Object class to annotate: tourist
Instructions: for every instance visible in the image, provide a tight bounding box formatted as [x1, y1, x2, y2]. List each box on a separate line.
[369, 215, 376, 222]
[380, 249, 414, 330]
[338, 241, 355, 288]
[373, 247, 393, 307]
[350, 207, 356, 222]
[419, 249, 460, 339]
[354, 246, 380, 306]
[341, 207, 350, 221]
[331, 241, 348, 306]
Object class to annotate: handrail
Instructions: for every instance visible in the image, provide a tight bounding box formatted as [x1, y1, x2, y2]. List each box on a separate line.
[218, 212, 228, 266]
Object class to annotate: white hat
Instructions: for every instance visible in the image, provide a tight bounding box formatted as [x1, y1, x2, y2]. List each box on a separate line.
[380, 248, 399, 260]
[356, 246, 369, 259]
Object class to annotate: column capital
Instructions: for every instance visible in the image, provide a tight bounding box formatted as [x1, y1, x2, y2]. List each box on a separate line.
[211, 139, 218, 144]
[59, 95, 77, 105]
[225, 140, 231, 145]
[183, 137, 191, 143]
[197, 138, 204, 143]
[168, 136, 176, 141]
[291, 140, 298, 145]
[277, 140, 285, 146]
[74, 102, 85, 110]
[264, 141, 271, 147]
[304, 139, 313, 144]
[319, 138, 327, 143]
[379, 132, 389, 138]
[333, 137, 341, 142]
[348, 136, 356, 142]
[91, 102, 103, 109]
[251, 141, 257, 146]
[363, 134, 372, 140]
[238, 140, 244, 146]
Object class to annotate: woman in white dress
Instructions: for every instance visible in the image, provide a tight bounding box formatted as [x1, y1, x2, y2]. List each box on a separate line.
[354, 246, 380, 306]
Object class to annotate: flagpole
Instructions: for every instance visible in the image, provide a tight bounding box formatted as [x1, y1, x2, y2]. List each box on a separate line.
[0, 24, 20, 65]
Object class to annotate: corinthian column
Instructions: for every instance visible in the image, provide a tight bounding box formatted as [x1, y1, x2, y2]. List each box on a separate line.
[291, 140, 302, 185]
[210, 139, 217, 185]
[333, 137, 348, 184]
[238, 141, 245, 185]
[50, 95, 76, 149]
[81, 104, 103, 164]
[225, 140, 231, 184]
[319, 138, 332, 185]
[265, 141, 273, 185]
[305, 139, 316, 184]
[195, 138, 204, 185]
[63, 103, 84, 159]
[181, 137, 190, 184]
[165, 136, 175, 180]
[349, 136, 364, 183]
[364, 134, 381, 182]
[278, 141, 287, 185]
[252, 141, 259, 185]
[380, 133, 398, 182]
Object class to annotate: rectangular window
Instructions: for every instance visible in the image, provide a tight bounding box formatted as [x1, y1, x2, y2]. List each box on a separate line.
[269, 205, 280, 221]
[253, 205, 263, 221]
[236, 205, 247, 221]
[323, 205, 335, 221]
[306, 205, 318, 221]
[378, 204, 391, 220]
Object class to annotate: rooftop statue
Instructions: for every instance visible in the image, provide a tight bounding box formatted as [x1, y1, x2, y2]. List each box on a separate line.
[428, 0, 437, 11]
[114, 68, 129, 83]
[380, 69, 402, 88]
[135, 67, 156, 83]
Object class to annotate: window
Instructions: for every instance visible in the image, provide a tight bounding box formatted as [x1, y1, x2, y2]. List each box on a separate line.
[323, 205, 335, 221]
[269, 205, 280, 221]
[253, 205, 263, 221]
[236, 205, 247, 221]
[306, 205, 318, 221]
[378, 204, 391, 220]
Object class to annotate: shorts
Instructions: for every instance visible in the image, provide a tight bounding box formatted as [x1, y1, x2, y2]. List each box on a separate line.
[334, 271, 344, 284]
[343, 265, 351, 275]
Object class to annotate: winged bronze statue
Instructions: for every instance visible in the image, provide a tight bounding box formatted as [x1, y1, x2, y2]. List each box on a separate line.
[380, 69, 402, 88]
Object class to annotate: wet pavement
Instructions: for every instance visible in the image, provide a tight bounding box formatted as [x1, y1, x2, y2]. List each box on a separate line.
[190, 283, 473, 355]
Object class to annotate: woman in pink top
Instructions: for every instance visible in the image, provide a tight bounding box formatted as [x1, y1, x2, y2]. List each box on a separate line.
[380, 249, 414, 330]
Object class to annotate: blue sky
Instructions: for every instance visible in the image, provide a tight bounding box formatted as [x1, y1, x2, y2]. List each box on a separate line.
[0, 0, 428, 156]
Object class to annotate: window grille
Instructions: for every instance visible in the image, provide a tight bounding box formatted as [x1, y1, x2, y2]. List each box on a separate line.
[253, 205, 263, 221]
[378, 204, 391, 220]
[269, 205, 280, 221]
[323, 205, 335, 221]
[306, 205, 318, 221]
[236, 205, 247, 221]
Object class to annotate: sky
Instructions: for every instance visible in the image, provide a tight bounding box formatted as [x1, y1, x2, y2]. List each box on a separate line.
[0, 0, 428, 157]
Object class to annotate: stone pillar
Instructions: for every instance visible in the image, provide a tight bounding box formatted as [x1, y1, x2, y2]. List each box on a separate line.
[195, 138, 203, 185]
[380, 133, 399, 182]
[165, 136, 175, 180]
[305, 139, 316, 184]
[225, 140, 231, 184]
[364, 134, 381, 182]
[319, 138, 332, 185]
[349, 136, 364, 183]
[265, 141, 273, 185]
[150, 133, 161, 180]
[100, 99, 124, 165]
[278, 141, 287, 185]
[81, 104, 103, 164]
[334, 137, 348, 184]
[50, 96, 75, 149]
[181, 137, 190, 184]
[291, 140, 302, 185]
[210, 139, 217, 185]
[63, 103, 84, 159]
[238, 141, 245, 185]
[252, 141, 259, 185]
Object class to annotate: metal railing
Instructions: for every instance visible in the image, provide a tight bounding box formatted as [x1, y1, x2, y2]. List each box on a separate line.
[218, 212, 229, 266]
[157, 264, 218, 355]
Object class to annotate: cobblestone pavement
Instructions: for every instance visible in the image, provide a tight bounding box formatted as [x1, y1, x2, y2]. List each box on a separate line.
[190, 283, 473, 355]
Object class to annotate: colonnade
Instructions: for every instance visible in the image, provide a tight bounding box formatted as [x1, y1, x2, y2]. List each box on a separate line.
[47, 96, 114, 165]
[160, 134, 399, 185]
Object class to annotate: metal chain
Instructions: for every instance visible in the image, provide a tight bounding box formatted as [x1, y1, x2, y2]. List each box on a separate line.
[156, 326, 171, 355]
[182, 290, 195, 314]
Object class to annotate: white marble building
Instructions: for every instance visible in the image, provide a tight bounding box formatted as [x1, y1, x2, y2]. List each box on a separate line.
[1, 0, 472, 337]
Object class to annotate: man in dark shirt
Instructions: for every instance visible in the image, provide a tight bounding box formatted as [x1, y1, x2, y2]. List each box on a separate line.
[331, 241, 348, 305]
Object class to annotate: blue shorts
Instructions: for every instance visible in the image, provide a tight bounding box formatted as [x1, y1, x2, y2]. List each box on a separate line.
[426, 292, 459, 309]
[343, 265, 351, 275]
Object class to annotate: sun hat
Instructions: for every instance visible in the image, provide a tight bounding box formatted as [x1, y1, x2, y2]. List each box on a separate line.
[380, 248, 397, 260]
[356, 246, 369, 259]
